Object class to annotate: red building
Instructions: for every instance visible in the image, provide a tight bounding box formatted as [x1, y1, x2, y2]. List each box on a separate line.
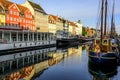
[0, 0, 35, 31]
[17, 5, 35, 31]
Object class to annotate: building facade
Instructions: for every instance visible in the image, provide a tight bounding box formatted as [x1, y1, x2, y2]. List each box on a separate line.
[48, 14, 57, 34]
[17, 4, 35, 31]
[75, 20, 82, 36]
[0, 5, 5, 26]
[23, 0, 48, 32]
[0, 0, 35, 31]
[56, 17, 64, 31]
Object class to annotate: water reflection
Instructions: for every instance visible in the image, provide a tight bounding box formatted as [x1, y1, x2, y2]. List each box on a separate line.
[0, 46, 81, 80]
[0, 44, 119, 80]
[88, 60, 117, 80]
[0, 47, 56, 80]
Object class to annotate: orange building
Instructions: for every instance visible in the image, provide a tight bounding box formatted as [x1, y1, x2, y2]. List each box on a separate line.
[0, 0, 35, 31]
[17, 5, 35, 31]
[0, 0, 20, 26]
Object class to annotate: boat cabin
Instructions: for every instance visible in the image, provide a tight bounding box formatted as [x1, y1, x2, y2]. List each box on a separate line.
[93, 36, 111, 53]
[93, 38, 101, 53]
[102, 39, 110, 52]
[94, 38, 100, 45]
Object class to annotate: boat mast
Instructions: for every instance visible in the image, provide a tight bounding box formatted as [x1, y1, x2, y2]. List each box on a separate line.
[101, 0, 104, 42]
[111, 0, 115, 37]
[104, 0, 107, 35]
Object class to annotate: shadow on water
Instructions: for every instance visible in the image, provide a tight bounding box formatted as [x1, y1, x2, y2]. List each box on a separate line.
[88, 60, 118, 80]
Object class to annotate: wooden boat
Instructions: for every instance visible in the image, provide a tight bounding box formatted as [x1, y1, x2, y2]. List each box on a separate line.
[88, 60, 117, 79]
[88, 0, 119, 65]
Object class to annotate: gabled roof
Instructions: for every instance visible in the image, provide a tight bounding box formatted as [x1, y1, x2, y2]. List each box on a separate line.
[17, 4, 28, 14]
[0, 0, 13, 10]
[27, 0, 47, 14]
[68, 20, 77, 27]
[49, 14, 57, 21]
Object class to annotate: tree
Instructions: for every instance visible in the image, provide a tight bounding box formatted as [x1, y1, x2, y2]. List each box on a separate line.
[82, 27, 87, 36]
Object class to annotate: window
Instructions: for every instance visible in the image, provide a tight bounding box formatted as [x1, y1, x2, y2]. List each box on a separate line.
[102, 39, 108, 45]
[10, 17, 12, 21]
[17, 12, 19, 16]
[10, 10, 12, 14]
[1, 16, 4, 20]
[96, 40, 100, 44]
[17, 19, 19, 22]
[14, 12, 16, 15]
[7, 16, 9, 20]
[14, 18, 16, 21]
[20, 19, 22, 22]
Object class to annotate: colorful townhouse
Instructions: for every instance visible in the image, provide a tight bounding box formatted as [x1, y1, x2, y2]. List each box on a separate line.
[0, 5, 5, 26]
[68, 21, 77, 36]
[48, 14, 57, 35]
[0, 0, 56, 52]
[0, 0, 35, 31]
[23, 0, 49, 32]
[56, 16, 64, 31]
[0, 0, 35, 42]
[17, 4, 35, 31]
[75, 20, 82, 36]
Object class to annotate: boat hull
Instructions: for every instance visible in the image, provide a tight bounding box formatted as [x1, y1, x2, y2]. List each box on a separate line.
[88, 60, 117, 78]
[57, 38, 79, 47]
[88, 51, 117, 66]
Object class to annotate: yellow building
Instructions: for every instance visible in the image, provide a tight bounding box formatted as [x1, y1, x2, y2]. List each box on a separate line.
[56, 16, 64, 31]
[23, 0, 48, 32]
[48, 14, 57, 34]
[0, 6, 5, 26]
[75, 20, 82, 36]
[68, 21, 77, 36]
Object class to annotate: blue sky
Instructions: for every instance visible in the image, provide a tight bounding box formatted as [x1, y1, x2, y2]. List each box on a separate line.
[11, 0, 120, 33]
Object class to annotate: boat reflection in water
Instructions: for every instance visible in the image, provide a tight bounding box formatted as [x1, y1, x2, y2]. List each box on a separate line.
[88, 60, 117, 80]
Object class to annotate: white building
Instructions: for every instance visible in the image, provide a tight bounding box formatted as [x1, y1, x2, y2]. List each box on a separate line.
[75, 20, 82, 36]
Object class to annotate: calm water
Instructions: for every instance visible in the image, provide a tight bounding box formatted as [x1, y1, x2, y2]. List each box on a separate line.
[0, 45, 120, 80]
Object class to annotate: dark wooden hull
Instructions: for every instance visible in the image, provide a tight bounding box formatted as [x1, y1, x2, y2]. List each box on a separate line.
[88, 51, 117, 66]
[88, 60, 117, 78]
[81, 38, 93, 43]
[57, 38, 79, 47]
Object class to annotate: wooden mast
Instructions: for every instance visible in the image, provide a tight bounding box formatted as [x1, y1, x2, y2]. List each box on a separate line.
[101, 0, 104, 43]
[104, 0, 107, 35]
[111, 0, 115, 38]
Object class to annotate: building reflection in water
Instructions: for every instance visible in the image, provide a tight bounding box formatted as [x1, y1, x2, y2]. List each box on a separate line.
[88, 60, 117, 80]
[0, 45, 82, 80]
[0, 47, 56, 80]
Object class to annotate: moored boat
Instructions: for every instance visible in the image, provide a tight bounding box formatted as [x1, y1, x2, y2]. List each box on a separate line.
[88, 0, 119, 65]
[88, 60, 117, 79]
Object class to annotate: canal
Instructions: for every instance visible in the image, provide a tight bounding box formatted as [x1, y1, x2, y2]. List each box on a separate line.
[0, 44, 120, 80]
